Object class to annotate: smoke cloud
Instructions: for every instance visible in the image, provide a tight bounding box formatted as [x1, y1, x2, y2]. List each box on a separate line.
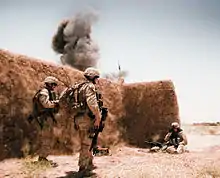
[52, 10, 99, 71]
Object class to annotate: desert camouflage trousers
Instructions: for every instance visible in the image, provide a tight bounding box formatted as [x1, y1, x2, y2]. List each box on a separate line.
[36, 118, 55, 158]
[166, 144, 185, 154]
[75, 114, 94, 168]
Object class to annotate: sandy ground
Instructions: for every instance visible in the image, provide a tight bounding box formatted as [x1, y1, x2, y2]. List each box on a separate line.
[1, 126, 220, 178]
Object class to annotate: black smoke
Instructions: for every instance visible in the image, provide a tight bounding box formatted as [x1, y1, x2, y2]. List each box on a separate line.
[52, 11, 99, 71]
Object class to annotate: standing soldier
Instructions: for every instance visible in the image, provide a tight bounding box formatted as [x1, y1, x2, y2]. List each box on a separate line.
[73, 67, 102, 174]
[164, 122, 188, 154]
[28, 76, 59, 166]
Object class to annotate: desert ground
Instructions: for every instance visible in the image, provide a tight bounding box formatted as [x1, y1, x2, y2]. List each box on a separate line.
[0, 124, 220, 178]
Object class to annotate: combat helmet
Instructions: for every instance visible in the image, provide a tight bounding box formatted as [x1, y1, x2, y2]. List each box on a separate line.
[43, 76, 58, 85]
[171, 122, 180, 129]
[84, 67, 100, 79]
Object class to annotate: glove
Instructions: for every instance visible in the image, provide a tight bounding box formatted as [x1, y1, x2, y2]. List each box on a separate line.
[53, 100, 59, 108]
[53, 100, 59, 104]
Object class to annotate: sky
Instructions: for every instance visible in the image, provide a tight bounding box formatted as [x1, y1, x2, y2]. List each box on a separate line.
[1, 0, 220, 123]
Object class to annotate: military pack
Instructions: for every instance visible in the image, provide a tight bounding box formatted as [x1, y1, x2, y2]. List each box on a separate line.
[59, 81, 89, 115]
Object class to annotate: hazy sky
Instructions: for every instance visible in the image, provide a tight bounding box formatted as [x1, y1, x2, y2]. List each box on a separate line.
[1, 0, 220, 123]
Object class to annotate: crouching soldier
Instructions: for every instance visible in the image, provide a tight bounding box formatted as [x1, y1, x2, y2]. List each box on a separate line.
[164, 122, 188, 154]
[28, 76, 59, 166]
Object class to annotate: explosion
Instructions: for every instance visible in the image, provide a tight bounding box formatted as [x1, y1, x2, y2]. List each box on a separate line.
[52, 10, 99, 71]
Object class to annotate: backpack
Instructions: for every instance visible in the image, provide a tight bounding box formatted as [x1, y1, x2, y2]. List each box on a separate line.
[60, 81, 89, 115]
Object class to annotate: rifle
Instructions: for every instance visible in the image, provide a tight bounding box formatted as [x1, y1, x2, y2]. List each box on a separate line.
[27, 114, 43, 129]
[27, 107, 58, 129]
[145, 141, 170, 151]
[89, 107, 108, 155]
[145, 141, 164, 148]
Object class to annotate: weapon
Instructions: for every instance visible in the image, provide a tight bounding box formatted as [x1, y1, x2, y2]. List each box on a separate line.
[89, 107, 108, 155]
[27, 108, 58, 129]
[27, 114, 44, 129]
[145, 141, 170, 151]
[145, 141, 164, 148]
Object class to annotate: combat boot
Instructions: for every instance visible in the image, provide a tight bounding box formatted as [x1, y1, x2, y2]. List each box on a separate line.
[38, 156, 58, 167]
[78, 166, 94, 177]
[87, 158, 97, 171]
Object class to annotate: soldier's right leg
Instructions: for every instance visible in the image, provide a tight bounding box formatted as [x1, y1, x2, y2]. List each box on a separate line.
[37, 122, 56, 159]
[177, 144, 185, 154]
[37, 126, 58, 167]
[38, 128, 51, 160]
[75, 116, 94, 171]
[166, 146, 177, 154]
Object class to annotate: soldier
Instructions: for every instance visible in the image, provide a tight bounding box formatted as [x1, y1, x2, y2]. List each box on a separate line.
[73, 67, 102, 174]
[29, 76, 59, 165]
[164, 122, 188, 154]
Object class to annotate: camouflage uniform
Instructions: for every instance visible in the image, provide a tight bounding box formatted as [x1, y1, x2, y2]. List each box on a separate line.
[74, 67, 101, 171]
[36, 76, 59, 160]
[164, 122, 188, 154]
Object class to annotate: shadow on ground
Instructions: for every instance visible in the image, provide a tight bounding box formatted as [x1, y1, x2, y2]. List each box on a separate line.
[56, 170, 98, 178]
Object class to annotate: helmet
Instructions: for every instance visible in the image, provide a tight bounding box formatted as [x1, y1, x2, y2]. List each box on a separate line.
[84, 67, 100, 79]
[44, 76, 58, 85]
[171, 122, 180, 129]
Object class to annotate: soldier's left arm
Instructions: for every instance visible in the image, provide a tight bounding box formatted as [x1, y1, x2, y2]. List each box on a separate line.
[164, 132, 171, 142]
[38, 89, 56, 109]
[85, 84, 101, 122]
[179, 131, 188, 145]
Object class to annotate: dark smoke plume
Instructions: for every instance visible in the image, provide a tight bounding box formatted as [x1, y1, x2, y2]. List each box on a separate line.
[52, 11, 99, 71]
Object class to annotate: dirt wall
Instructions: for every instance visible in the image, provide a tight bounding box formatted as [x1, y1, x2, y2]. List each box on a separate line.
[120, 82, 180, 147]
[0, 49, 125, 160]
[0, 49, 179, 160]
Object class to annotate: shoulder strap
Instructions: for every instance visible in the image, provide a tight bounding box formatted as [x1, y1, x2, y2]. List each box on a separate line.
[47, 89, 53, 101]
[78, 81, 90, 87]
[76, 81, 89, 103]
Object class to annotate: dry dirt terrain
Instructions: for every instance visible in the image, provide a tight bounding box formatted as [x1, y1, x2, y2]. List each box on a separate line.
[0, 125, 220, 178]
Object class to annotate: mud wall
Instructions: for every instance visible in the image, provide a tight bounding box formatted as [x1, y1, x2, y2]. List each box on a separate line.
[0, 49, 179, 160]
[121, 82, 179, 147]
[0, 49, 125, 160]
